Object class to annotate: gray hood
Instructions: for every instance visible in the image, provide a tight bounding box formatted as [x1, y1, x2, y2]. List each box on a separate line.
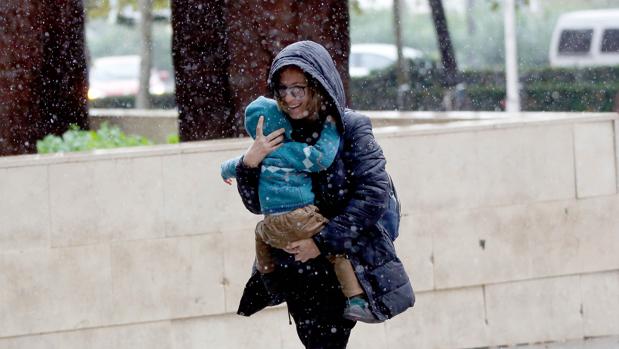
[268, 41, 347, 122]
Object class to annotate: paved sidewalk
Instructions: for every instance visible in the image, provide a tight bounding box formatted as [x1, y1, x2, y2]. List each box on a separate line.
[488, 336, 619, 349]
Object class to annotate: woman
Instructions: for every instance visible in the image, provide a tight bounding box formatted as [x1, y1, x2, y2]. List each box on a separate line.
[235, 40, 414, 349]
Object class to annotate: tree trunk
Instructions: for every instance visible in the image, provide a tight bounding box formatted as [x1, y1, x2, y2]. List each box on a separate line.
[504, 0, 521, 112]
[393, 0, 409, 110]
[171, 0, 350, 141]
[465, 0, 478, 68]
[428, 0, 458, 87]
[136, 0, 153, 109]
[171, 0, 234, 141]
[0, 0, 88, 156]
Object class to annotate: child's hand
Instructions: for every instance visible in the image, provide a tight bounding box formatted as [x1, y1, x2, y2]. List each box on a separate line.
[223, 178, 233, 185]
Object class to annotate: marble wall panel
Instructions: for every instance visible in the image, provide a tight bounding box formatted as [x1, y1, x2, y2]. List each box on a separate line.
[0, 165, 50, 252]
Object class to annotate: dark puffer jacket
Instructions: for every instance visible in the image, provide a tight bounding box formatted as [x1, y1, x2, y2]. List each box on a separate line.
[236, 41, 414, 322]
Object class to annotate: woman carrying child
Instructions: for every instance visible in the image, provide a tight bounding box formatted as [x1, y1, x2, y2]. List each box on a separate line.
[234, 40, 414, 349]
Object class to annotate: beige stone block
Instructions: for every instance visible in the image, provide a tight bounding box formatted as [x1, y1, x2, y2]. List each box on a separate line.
[222, 228, 259, 312]
[432, 206, 532, 289]
[0, 166, 50, 252]
[574, 122, 617, 198]
[385, 288, 488, 349]
[485, 276, 583, 346]
[49, 157, 165, 247]
[475, 125, 575, 206]
[382, 132, 481, 212]
[582, 271, 619, 337]
[348, 322, 388, 349]
[162, 152, 258, 238]
[0, 245, 112, 337]
[525, 201, 580, 279]
[616, 119, 619, 192]
[49, 161, 102, 245]
[432, 199, 586, 290]
[0, 321, 172, 349]
[396, 214, 434, 292]
[384, 124, 575, 214]
[109, 234, 225, 324]
[171, 308, 302, 349]
[571, 196, 619, 273]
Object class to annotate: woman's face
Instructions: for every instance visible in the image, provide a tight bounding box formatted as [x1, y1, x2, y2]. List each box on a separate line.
[276, 67, 313, 120]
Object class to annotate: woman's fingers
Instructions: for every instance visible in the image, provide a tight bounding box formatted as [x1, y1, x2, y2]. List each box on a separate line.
[255, 115, 265, 138]
[243, 119, 283, 167]
[269, 135, 284, 148]
[266, 128, 285, 142]
[262, 128, 284, 151]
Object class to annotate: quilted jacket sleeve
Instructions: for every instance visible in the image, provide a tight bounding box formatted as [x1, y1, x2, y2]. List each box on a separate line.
[235, 157, 262, 214]
[221, 155, 243, 180]
[312, 114, 391, 255]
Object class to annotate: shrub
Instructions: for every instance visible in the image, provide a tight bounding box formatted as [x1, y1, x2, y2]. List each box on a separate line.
[350, 63, 619, 112]
[37, 122, 154, 154]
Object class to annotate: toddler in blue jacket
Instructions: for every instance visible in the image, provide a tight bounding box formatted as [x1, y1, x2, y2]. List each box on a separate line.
[221, 96, 375, 322]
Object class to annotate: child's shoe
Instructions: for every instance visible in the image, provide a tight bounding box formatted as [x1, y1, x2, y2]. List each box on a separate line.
[343, 296, 382, 323]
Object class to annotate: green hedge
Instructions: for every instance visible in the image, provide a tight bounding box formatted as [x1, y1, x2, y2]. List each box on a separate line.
[37, 122, 153, 154]
[350, 63, 619, 112]
[89, 93, 176, 109]
[36, 122, 180, 154]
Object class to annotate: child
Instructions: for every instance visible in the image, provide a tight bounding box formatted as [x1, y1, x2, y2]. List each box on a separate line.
[221, 96, 377, 323]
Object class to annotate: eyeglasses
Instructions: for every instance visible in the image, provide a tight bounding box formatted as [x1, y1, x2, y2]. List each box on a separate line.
[275, 85, 307, 100]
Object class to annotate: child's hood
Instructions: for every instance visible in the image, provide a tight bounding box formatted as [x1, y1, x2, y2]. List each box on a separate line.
[244, 96, 292, 139]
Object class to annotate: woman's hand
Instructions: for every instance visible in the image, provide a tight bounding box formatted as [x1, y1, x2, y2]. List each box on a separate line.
[243, 115, 285, 168]
[285, 238, 321, 262]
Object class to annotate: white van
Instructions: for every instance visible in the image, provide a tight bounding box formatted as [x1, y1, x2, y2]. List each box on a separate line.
[549, 9, 619, 67]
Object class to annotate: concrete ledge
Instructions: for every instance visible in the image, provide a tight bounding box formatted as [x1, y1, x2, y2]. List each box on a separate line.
[87, 108, 617, 143]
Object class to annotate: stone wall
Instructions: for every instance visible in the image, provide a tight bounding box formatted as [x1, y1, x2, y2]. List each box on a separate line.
[0, 113, 617, 348]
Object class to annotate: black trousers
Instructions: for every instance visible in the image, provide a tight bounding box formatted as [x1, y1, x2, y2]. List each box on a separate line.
[273, 252, 356, 349]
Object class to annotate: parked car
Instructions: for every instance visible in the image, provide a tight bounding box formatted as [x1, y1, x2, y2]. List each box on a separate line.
[349, 43, 424, 77]
[549, 9, 619, 68]
[88, 55, 173, 100]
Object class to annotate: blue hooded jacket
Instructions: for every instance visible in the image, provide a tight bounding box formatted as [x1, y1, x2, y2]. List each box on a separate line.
[221, 96, 340, 214]
[237, 41, 414, 322]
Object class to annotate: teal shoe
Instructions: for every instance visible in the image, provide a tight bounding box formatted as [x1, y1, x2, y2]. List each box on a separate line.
[343, 296, 383, 324]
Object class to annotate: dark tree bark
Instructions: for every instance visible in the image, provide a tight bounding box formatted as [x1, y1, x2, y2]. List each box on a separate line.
[428, 0, 459, 87]
[171, 0, 234, 141]
[171, 1, 350, 141]
[0, 0, 88, 156]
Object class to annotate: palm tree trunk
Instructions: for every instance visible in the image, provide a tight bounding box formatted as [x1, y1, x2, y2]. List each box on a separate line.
[393, 0, 410, 110]
[171, 0, 350, 141]
[171, 0, 234, 140]
[136, 0, 153, 109]
[0, 0, 88, 155]
[428, 0, 458, 87]
[504, 0, 521, 112]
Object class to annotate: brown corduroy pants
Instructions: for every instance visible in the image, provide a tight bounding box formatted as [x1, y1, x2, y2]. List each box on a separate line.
[255, 205, 364, 298]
